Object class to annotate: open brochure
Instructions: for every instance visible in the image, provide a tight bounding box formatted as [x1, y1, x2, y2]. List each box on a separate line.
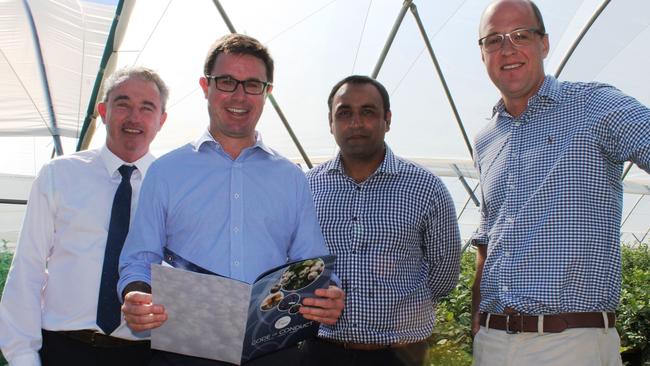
[150, 254, 336, 364]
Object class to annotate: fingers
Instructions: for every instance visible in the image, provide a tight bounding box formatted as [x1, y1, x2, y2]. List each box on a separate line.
[300, 311, 339, 325]
[471, 312, 481, 336]
[121, 291, 168, 332]
[299, 286, 345, 325]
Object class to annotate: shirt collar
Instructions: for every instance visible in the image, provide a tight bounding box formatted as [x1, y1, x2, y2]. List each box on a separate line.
[322, 144, 400, 177]
[192, 129, 276, 157]
[100, 145, 155, 178]
[493, 75, 562, 116]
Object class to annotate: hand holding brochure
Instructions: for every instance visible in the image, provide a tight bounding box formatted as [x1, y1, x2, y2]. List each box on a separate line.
[150, 254, 336, 364]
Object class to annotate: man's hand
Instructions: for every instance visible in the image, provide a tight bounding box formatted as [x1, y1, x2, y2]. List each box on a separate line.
[121, 291, 168, 332]
[472, 244, 488, 336]
[472, 311, 482, 336]
[299, 285, 345, 325]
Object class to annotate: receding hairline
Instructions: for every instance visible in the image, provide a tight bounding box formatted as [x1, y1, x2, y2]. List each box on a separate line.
[479, 0, 545, 35]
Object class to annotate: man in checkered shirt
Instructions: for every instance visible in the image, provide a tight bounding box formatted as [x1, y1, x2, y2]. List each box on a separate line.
[471, 1, 650, 365]
[300, 75, 461, 366]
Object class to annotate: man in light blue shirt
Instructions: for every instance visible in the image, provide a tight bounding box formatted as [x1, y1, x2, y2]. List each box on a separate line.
[118, 34, 345, 366]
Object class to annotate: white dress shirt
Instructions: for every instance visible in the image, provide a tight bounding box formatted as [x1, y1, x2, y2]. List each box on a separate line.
[0, 146, 154, 366]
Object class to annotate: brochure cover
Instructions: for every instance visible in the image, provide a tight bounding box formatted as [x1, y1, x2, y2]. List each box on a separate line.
[151, 255, 336, 365]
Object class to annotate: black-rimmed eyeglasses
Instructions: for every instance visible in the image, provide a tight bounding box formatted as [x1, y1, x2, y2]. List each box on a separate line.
[205, 75, 271, 95]
[478, 28, 545, 53]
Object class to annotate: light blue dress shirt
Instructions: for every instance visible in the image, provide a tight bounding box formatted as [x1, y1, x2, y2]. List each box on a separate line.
[118, 131, 329, 294]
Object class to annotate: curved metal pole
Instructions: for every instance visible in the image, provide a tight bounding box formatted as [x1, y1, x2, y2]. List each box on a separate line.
[371, 0, 411, 79]
[553, 0, 611, 78]
[451, 164, 480, 207]
[212, 0, 236, 33]
[23, 0, 63, 156]
[620, 194, 644, 231]
[212, 0, 313, 168]
[0, 199, 27, 205]
[267, 96, 313, 168]
[76, 0, 126, 151]
[410, 3, 473, 157]
[621, 162, 634, 180]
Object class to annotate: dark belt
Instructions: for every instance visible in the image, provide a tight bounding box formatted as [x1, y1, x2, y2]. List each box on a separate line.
[48, 329, 150, 348]
[480, 312, 616, 334]
[319, 337, 423, 351]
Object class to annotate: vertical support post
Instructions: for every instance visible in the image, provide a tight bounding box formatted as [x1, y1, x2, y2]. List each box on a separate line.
[213, 0, 313, 168]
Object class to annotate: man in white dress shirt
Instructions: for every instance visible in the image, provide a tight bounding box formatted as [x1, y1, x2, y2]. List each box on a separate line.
[0, 66, 168, 366]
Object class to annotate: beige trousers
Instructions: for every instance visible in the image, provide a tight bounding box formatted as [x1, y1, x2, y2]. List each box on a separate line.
[472, 325, 622, 366]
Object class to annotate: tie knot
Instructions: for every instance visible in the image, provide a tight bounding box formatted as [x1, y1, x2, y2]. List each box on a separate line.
[118, 165, 136, 180]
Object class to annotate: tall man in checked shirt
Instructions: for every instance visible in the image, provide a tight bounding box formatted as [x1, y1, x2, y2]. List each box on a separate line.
[117, 34, 344, 366]
[471, 1, 650, 365]
[300, 75, 461, 366]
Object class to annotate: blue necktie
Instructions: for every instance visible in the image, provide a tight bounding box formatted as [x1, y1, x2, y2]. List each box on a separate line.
[97, 164, 136, 335]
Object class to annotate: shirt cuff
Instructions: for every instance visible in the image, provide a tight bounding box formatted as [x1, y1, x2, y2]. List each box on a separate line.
[469, 235, 488, 246]
[6, 351, 42, 366]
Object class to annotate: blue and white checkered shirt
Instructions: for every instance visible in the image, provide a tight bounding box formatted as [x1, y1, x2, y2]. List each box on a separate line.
[307, 145, 461, 344]
[471, 76, 650, 314]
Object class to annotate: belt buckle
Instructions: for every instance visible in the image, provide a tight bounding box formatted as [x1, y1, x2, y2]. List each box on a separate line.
[505, 314, 522, 334]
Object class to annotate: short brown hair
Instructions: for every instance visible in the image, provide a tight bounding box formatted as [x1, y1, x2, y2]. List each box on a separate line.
[203, 34, 274, 82]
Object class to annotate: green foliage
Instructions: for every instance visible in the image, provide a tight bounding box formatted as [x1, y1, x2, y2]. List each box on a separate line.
[427, 249, 475, 366]
[1, 249, 11, 366]
[0, 250, 12, 296]
[618, 243, 650, 365]
[426, 243, 650, 366]
[0, 244, 648, 366]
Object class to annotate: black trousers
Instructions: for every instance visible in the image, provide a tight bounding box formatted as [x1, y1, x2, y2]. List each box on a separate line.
[150, 344, 300, 366]
[39, 329, 151, 366]
[299, 338, 429, 366]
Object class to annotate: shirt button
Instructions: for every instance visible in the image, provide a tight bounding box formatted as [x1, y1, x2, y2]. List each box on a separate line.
[355, 186, 361, 191]
[234, 261, 240, 266]
[233, 163, 242, 168]
[502, 286, 509, 292]
[505, 251, 510, 257]
[234, 193, 240, 199]
[233, 226, 240, 233]
[506, 217, 514, 224]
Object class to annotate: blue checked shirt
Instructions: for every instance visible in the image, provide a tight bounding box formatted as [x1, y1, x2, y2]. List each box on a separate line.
[307, 146, 461, 344]
[471, 76, 650, 314]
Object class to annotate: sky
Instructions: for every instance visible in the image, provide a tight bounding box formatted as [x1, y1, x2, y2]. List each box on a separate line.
[3, 0, 649, 176]
[1, 0, 649, 242]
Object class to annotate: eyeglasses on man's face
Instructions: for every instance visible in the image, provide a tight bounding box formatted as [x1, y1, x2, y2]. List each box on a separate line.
[205, 75, 271, 95]
[478, 28, 545, 53]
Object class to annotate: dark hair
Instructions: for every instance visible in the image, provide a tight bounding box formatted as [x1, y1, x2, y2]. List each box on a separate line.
[203, 33, 274, 82]
[327, 75, 390, 118]
[529, 1, 546, 34]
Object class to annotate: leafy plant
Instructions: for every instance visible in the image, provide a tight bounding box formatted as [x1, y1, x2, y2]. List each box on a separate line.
[618, 243, 650, 365]
[427, 249, 475, 366]
[1, 243, 648, 366]
[1, 249, 12, 366]
[427, 243, 650, 366]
